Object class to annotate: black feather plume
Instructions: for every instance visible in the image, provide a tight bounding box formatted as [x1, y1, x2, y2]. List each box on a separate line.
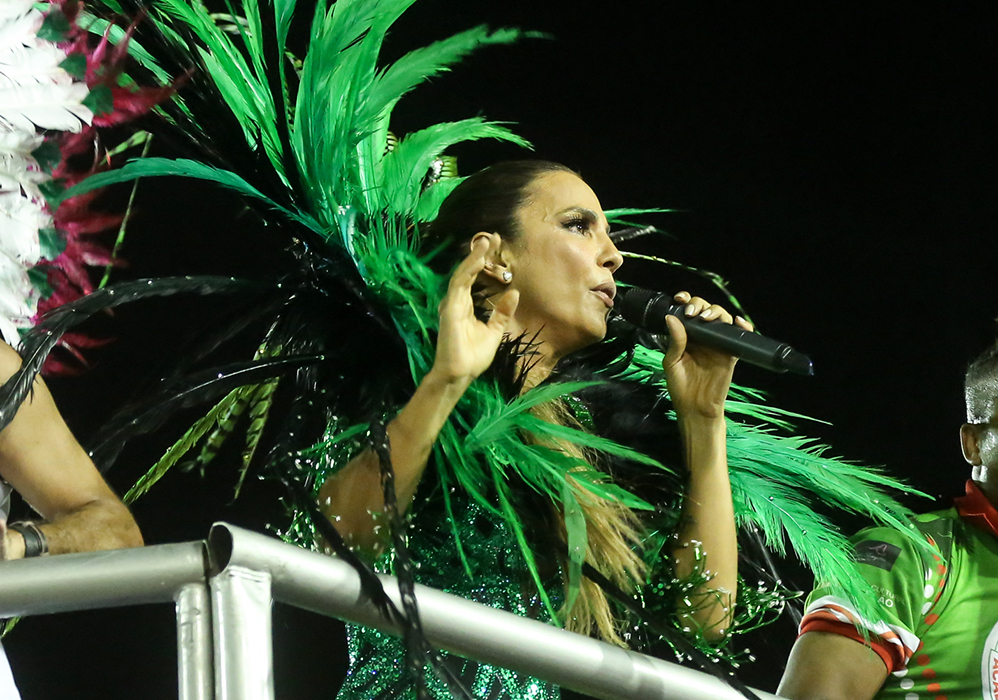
[88, 354, 322, 471]
[0, 276, 264, 433]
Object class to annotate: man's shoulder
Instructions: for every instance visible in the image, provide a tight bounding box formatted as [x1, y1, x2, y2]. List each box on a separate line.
[850, 507, 957, 557]
[830, 508, 958, 587]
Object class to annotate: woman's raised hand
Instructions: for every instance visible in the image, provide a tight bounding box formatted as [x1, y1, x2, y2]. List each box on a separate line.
[431, 237, 519, 386]
[661, 291, 753, 420]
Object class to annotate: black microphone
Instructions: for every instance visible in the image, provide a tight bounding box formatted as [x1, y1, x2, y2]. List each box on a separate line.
[615, 287, 813, 376]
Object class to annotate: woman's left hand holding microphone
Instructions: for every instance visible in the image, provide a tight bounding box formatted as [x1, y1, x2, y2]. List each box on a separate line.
[660, 290, 753, 420]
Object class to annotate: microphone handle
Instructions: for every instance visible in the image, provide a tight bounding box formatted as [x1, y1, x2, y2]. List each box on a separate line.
[622, 290, 813, 375]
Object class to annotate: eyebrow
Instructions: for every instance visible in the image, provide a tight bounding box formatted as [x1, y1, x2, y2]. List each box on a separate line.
[558, 206, 611, 235]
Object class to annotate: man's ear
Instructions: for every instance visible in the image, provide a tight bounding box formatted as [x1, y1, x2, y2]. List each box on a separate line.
[469, 232, 511, 284]
[961, 423, 982, 465]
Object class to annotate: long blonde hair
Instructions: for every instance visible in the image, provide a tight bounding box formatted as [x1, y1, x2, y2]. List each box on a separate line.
[530, 399, 647, 646]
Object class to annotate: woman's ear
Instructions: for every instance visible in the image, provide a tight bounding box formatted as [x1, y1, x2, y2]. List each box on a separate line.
[470, 232, 512, 284]
[961, 423, 983, 465]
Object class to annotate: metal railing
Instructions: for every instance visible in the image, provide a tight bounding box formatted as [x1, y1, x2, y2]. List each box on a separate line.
[0, 523, 778, 700]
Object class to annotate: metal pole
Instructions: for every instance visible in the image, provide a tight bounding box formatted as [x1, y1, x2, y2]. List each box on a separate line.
[0, 541, 208, 617]
[176, 582, 213, 700]
[209, 523, 778, 700]
[211, 565, 275, 700]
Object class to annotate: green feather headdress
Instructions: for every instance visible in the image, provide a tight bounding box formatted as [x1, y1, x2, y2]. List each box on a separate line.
[62, 0, 929, 648]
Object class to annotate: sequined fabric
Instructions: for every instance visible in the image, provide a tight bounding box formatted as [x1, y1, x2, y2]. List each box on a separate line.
[336, 488, 562, 700]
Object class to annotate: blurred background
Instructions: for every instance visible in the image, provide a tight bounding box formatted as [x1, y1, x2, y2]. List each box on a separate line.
[4, 1, 996, 697]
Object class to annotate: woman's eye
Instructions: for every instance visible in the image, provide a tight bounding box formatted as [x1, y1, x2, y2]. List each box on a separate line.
[563, 218, 589, 234]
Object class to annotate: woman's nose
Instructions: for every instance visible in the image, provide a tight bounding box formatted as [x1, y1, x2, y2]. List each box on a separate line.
[600, 236, 623, 273]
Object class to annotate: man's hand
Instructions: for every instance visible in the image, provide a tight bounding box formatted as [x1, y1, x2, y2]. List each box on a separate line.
[0, 343, 142, 559]
[0, 522, 26, 560]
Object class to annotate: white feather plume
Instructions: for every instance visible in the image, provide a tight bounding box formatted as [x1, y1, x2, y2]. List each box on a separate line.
[0, 1, 37, 24]
[0, 128, 42, 156]
[0, 2, 92, 134]
[0, 81, 92, 132]
[0, 191, 46, 263]
[1, 130, 47, 202]
[0, 248, 40, 339]
[0, 0, 89, 338]
[1, 40, 76, 88]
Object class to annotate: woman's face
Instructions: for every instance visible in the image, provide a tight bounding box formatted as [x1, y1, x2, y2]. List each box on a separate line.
[504, 170, 622, 357]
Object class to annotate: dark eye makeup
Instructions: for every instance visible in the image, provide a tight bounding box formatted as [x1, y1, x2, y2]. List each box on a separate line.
[557, 207, 609, 236]
[562, 208, 599, 234]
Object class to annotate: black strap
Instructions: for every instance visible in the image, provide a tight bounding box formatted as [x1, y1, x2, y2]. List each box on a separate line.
[9, 521, 48, 558]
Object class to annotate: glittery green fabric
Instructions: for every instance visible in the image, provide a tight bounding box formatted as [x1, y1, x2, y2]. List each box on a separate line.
[337, 485, 562, 700]
[286, 416, 793, 699]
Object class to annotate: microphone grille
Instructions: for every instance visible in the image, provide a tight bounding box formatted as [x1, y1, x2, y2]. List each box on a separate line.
[616, 286, 658, 326]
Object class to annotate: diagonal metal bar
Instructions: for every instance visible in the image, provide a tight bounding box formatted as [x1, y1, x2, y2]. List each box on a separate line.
[208, 523, 779, 700]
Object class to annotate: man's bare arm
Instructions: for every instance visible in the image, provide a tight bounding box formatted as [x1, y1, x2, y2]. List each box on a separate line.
[777, 631, 890, 700]
[0, 343, 142, 559]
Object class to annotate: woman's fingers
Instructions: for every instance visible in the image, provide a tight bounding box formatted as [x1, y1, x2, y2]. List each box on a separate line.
[675, 292, 734, 325]
[487, 289, 519, 333]
[699, 304, 732, 324]
[662, 314, 687, 367]
[440, 237, 494, 320]
[677, 292, 709, 318]
[448, 237, 489, 295]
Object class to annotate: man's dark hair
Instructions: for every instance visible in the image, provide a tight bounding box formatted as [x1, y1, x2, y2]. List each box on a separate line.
[965, 340, 998, 423]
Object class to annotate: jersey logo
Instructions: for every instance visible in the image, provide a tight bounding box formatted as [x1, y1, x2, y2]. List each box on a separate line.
[853, 540, 902, 571]
[982, 620, 998, 699]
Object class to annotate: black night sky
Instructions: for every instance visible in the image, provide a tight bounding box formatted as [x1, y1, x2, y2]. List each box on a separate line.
[4, 2, 997, 698]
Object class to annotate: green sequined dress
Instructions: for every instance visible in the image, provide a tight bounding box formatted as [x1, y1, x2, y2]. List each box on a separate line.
[336, 481, 563, 700]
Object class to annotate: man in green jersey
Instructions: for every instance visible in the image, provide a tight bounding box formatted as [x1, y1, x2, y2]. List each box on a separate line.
[778, 341, 998, 700]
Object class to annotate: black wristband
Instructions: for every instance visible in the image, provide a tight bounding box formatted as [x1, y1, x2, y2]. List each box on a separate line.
[9, 521, 48, 558]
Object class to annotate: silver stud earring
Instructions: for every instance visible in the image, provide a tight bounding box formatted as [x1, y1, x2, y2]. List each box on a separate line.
[501, 271, 512, 283]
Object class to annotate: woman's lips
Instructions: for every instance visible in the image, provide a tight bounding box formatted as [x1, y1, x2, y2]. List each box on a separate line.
[591, 288, 614, 308]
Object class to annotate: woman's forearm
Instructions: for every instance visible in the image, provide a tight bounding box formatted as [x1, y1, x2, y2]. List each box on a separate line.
[671, 414, 738, 642]
[319, 236, 519, 556]
[318, 369, 471, 554]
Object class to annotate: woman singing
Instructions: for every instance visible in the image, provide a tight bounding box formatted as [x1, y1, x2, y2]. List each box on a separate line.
[320, 160, 751, 699]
